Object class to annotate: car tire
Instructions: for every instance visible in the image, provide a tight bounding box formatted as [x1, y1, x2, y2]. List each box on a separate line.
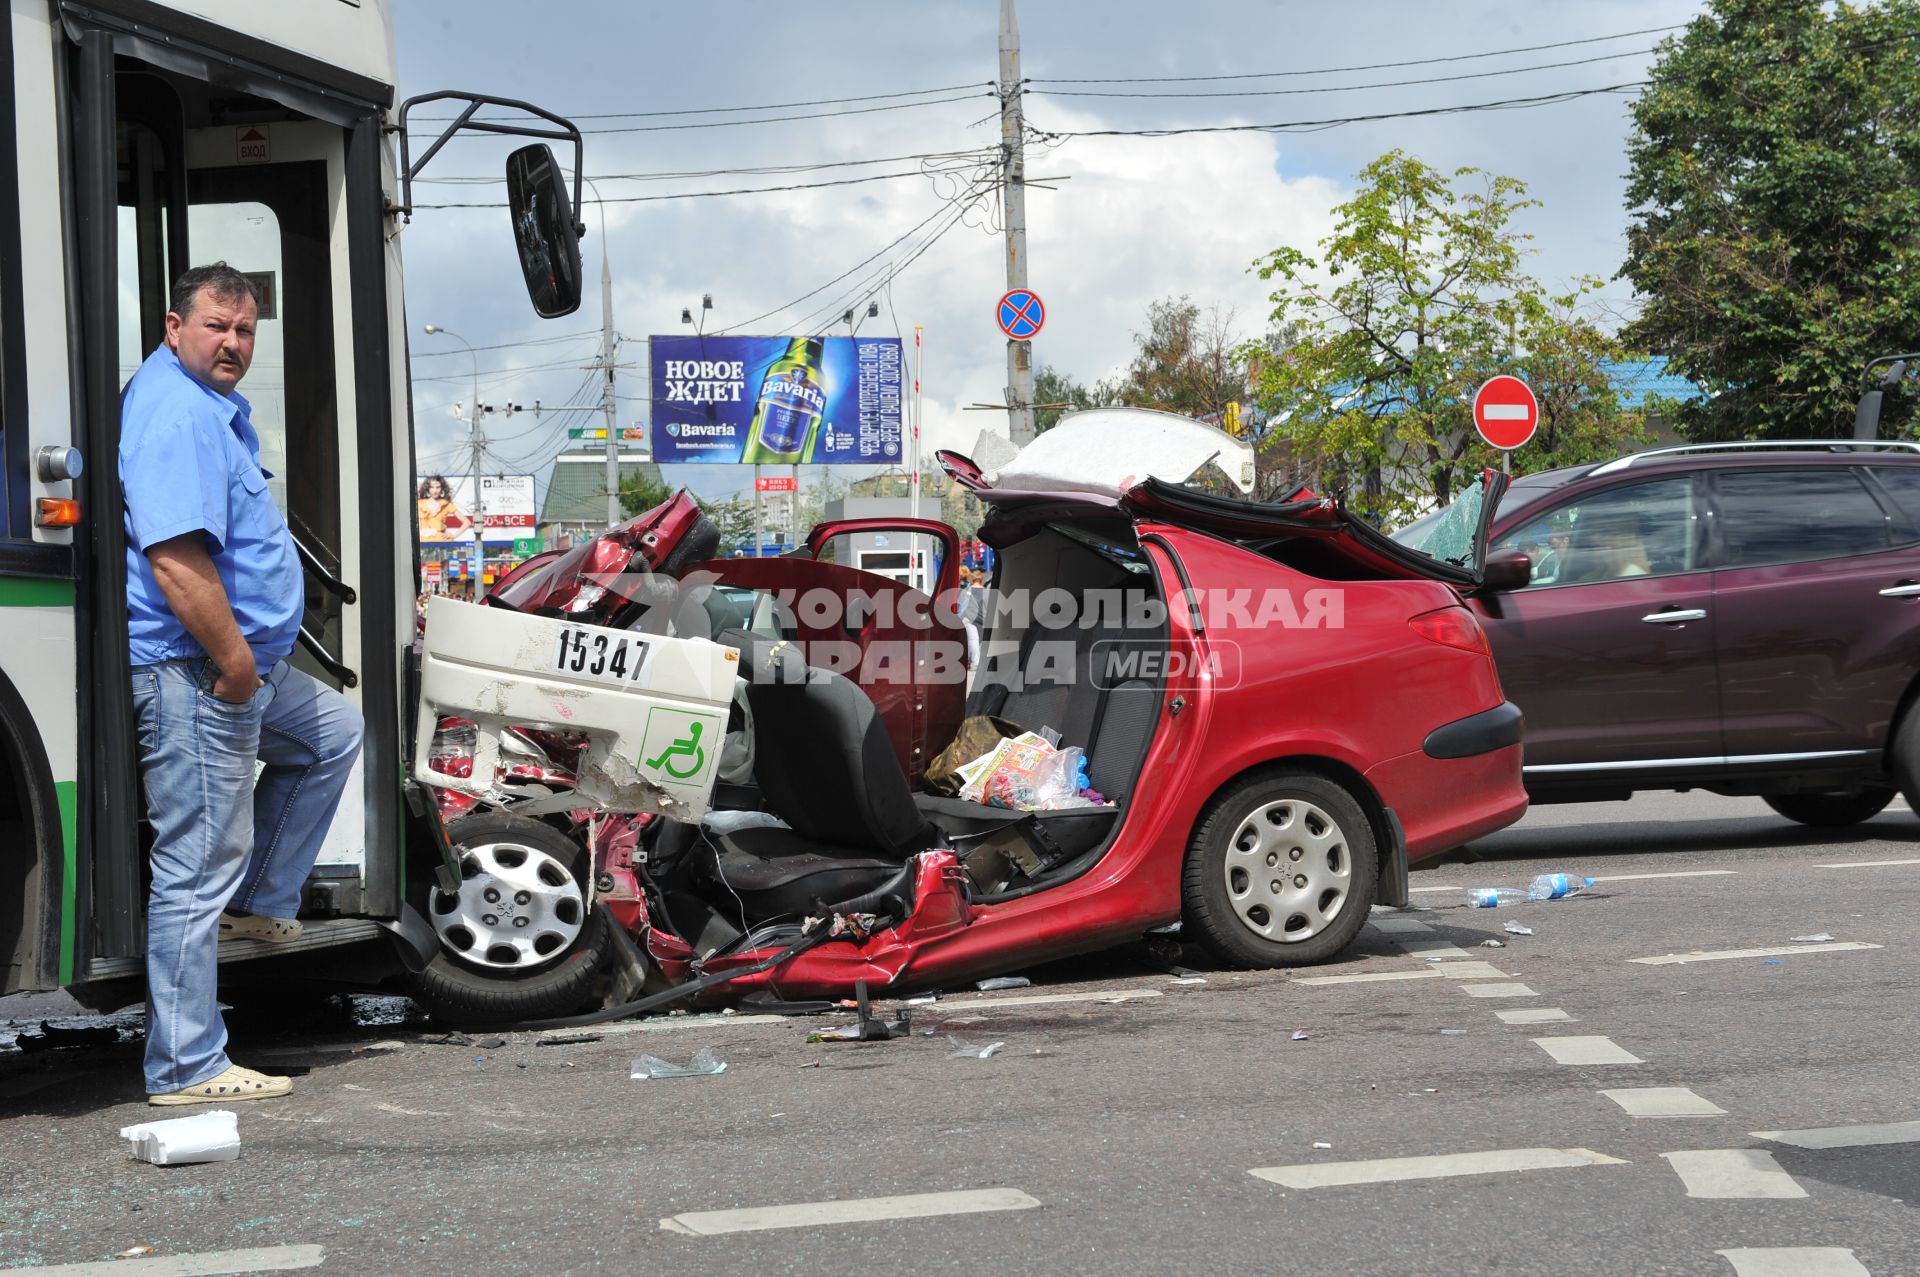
[1182, 771, 1378, 969]
[1763, 786, 1896, 828]
[405, 813, 610, 1025]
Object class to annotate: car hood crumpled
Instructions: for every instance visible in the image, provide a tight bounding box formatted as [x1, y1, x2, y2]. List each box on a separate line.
[981, 408, 1257, 498]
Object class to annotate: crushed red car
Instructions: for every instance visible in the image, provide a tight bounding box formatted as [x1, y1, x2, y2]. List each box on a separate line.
[405, 413, 1527, 1023]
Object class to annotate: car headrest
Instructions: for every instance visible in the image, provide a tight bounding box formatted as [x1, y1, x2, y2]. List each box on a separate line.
[715, 628, 808, 684]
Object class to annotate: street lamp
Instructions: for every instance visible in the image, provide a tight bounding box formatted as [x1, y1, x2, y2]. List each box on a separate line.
[680, 293, 714, 335]
[422, 324, 486, 584]
[843, 299, 880, 337]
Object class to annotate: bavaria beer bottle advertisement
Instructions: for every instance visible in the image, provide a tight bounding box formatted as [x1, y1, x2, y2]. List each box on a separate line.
[648, 335, 905, 465]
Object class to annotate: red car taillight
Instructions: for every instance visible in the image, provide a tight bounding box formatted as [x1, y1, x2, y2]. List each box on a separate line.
[1409, 606, 1490, 657]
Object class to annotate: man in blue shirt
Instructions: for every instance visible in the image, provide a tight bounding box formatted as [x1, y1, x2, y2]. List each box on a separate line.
[122, 263, 363, 1106]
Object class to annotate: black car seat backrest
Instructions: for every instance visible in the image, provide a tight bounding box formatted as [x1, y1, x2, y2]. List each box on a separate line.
[744, 664, 937, 860]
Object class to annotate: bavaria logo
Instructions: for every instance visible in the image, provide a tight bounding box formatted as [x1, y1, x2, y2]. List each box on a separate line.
[665, 423, 680, 436]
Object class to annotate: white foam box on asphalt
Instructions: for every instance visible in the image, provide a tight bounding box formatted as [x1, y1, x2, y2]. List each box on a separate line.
[413, 597, 739, 819]
[120, 1110, 239, 1165]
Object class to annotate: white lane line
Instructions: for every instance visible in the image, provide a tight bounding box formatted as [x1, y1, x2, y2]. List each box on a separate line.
[1395, 939, 1474, 959]
[1815, 857, 1920, 869]
[1294, 968, 1446, 986]
[1407, 885, 1458, 894]
[1249, 1146, 1623, 1190]
[1590, 869, 1739, 882]
[0, 1246, 326, 1276]
[1717, 1247, 1870, 1277]
[1366, 916, 1437, 934]
[1630, 942, 1881, 965]
[659, 1188, 1041, 1235]
[1600, 1087, 1726, 1118]
[558, 989, 1166, 1038]
[1497, 1008, 1575, 1024]
[1431, 960, 1512, 980]
[1662, 1149, 1807, 1199]
[1460, 983, 1537, 999]
[1752, 1120, 1920, 1149]
[1534, 1036, 1643, 1065]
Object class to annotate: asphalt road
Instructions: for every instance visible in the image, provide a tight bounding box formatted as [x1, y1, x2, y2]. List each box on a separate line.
[2, 791, 1916, 1276]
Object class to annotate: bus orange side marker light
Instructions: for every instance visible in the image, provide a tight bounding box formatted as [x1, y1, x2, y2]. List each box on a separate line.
[35, 498, 81, 528]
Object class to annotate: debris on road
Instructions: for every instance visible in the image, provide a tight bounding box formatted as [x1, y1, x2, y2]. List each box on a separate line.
[1481, 939, 1505, 948]
[1503, 921, 1533, 935]
[1170, 976, 1207, 985]
[976, 976, 1032, 991]
[1312, 1141, 1333, 1149]
[629, 1048, 727, 1079]
[1440, 1029, 1469, 1036]
[120, 1111, 240, 1165]
[538, 1034, 601, 1047]
[16, 1021, 118, 1052]
[116, 1246, 157, 1259]
[906, 993, 941, 1005]
[1790, 933, 1836, 943]
[1291, 1030, 1309, 1041]
[946, 1039, 1006, 1059]
[807, 981, 912, 1042]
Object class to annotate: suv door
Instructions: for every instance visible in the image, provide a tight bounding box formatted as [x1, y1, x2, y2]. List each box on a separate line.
[1475, 475, 1718, 770]
[1708, 466, 1920, 762]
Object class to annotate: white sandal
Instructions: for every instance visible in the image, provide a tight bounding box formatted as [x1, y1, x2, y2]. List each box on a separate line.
[149, 1064, 292, 1106]
[218, 912, 303, 944]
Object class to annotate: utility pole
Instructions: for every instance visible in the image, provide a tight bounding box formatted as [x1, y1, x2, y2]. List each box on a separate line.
[598, 244, 620, 528]
[999, 0, 1035, 447]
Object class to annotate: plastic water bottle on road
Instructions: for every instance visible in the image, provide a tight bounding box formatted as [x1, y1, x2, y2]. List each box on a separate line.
[1463, 874, 1595, 907]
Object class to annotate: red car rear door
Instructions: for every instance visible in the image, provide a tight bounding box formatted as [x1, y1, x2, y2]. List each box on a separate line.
[700, 518, 964, 786]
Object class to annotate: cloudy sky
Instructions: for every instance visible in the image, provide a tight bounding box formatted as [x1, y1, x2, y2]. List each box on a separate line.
[392, 0, 1703, 505]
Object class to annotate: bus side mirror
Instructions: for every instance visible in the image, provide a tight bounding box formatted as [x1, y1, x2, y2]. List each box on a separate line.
[505, 144, 584, 319]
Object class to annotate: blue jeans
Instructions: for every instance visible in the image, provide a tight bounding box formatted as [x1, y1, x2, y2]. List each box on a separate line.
[131, 658, 364, 1093]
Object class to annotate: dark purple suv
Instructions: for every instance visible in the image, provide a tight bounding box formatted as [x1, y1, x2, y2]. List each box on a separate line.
[1398, 441, 1920, 826]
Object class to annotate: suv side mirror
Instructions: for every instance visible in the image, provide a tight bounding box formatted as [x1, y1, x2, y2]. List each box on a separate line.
[505, 144, 584, 318]
[1479, 548, 1532, 592]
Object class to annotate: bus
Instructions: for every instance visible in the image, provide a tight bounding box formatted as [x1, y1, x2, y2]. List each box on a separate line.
[0, 0, 583, 1007]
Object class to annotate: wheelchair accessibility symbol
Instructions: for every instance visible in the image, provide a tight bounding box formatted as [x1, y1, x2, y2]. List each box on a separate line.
[639, 709, 718, 784]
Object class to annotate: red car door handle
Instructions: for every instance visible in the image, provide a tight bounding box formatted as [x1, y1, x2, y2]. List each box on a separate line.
[1641, 608, 1707, 624]
[1878, 582, 1920, 599]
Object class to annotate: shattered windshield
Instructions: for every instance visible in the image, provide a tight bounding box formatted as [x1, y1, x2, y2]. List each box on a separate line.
[1390, 473, 1488, 568]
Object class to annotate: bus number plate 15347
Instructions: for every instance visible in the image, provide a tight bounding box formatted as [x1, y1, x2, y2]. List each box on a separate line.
[553, 626, 652, 685]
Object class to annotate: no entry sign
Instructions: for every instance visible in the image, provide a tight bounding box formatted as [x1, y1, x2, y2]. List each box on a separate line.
[997, 289, 1045, 341]
[1472, 375, 1539, 450]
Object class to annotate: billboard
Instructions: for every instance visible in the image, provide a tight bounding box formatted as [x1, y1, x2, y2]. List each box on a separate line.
[416, 473, 536, 544]
[650, 335, 904, 465]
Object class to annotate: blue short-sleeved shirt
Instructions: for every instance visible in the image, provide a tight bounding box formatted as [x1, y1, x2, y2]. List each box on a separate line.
[120, 345, 302, 674]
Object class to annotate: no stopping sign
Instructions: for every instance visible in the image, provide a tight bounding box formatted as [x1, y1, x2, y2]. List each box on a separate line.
[1472, 376, 1539, 450]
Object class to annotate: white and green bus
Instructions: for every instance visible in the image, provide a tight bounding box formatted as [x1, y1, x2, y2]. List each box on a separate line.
[0, 0, 584, 1005]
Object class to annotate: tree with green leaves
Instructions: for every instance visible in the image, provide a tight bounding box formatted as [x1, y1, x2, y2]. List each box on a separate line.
[1248, 151, 1647, 523]
[1120, 296, 1247, 421]
[617, 468, 674, 519]
[1622, 0, 1920, 439]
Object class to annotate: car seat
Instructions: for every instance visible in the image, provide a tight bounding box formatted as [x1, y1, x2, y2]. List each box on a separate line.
[693, 631, 936, 924]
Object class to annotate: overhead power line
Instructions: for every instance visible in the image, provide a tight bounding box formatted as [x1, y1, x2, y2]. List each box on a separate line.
[414, 147, 996, 187]
[411, 329, 600, 358]
[431, 90, 994, 138]
[416, 80, 991, 122]
[1026, 82, 1650, 139]
[415, 162, 984, 210]
[1030, 47, 1657, 100]
[1027, 23, 1688, 84]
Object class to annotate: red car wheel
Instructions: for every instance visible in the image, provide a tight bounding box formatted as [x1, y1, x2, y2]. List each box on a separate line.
[1182, 771, 1378, 968]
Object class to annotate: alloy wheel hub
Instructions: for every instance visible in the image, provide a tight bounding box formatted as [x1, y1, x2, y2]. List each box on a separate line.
[1222, 799, 1351, 941]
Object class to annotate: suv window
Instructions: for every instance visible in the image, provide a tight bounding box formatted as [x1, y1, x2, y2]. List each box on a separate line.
[1714, 469, 1889, 568]
[1866, 466, 1920, 542]
[1496, 477, 1697, 587]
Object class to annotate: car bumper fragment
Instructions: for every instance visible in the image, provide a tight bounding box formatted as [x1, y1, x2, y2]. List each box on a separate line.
[1423, 701, 1525, 760]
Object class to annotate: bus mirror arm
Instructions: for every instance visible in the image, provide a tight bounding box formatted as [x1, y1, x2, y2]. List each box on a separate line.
[394, 90, 585, 235]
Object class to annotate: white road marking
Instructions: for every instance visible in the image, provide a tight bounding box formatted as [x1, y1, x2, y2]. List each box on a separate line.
[1394, 937, 1473, 959]
[1815, 857, 1920, 870]
[1407, 885, 1458, 894]
[1752, 1120, 1920, 1149]
[556, 988, 1166, 1039]
[1589, 869, 1739, 882]
[1293, 969, 1447, 986]
[1497, 1008, 1575, 1024]
[1366, 916, 1436, 934]
[0, 1246, 326, 1276]
[1600, 1087, 1726, 1118]
[658, 1188, 1041, 1235]
[1430, 961, 1512, 980]
[1248, 1146, 1623, 1189]
[1534, 1036, 1643, 1065]
[1662, 1149, 1807, 1199]
[1460, 983, 1537, 998]
[1630, 942, 1882, 965]
[1717, 1247, 1870, 1277]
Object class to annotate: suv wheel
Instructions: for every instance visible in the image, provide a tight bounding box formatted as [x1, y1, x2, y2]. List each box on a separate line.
[1182, 771, 1378, 968]
[1762, 787, 1895, 828]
